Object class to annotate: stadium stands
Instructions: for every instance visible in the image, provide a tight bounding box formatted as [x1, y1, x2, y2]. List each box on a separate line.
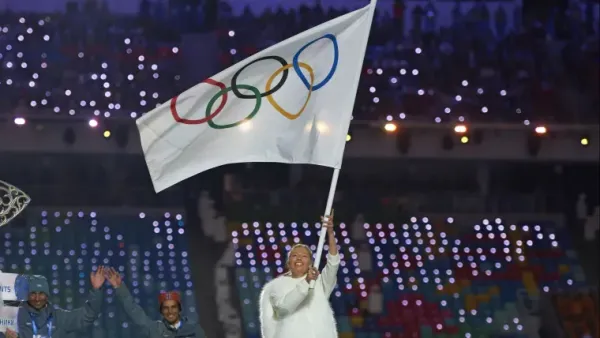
[218, 2, 599, 124]
[2, 1, 598, 126]
[231, 216, 595, 337]
[0, 209, 198, 338]
[0, 11, 183, 120]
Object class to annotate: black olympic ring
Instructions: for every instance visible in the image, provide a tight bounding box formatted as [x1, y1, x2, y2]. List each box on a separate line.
[230, 56, 289, 99]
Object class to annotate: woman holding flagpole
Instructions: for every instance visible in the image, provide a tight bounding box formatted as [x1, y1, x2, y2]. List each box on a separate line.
[259, 211, 340, 338]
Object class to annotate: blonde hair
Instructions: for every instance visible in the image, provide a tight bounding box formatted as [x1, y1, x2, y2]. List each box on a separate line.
[283, 244, 313, 276]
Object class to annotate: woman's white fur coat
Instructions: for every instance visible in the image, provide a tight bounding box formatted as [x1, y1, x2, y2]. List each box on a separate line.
[259, 253, 340, 338]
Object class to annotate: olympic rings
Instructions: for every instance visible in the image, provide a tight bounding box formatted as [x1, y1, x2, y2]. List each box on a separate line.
[206, 84, 262, 130]
[231, 56, 289, 99]
[266, 62, 314, 120]
[170, 34, 339, 129]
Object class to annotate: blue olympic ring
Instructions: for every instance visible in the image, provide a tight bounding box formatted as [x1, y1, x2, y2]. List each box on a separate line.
[292, 33, 339, 91]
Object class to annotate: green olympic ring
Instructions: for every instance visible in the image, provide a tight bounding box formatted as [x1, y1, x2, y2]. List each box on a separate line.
[205, 84, 262, 129]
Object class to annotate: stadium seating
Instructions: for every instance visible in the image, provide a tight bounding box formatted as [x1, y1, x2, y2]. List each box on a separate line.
[0, 12, 182, 119]
[231, 216, 590, 337]
[217, 2, 599, 124]
[2, 2, 598, 126]
[0, 209, 198, 338]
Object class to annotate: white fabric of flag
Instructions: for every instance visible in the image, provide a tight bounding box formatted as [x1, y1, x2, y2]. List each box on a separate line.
[137, 0, 377, 192]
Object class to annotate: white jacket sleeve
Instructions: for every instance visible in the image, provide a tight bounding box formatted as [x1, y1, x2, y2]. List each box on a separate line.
[259, 286, 276, 338]
[320, 253, 341, 297]
[269, 279, 310, 317]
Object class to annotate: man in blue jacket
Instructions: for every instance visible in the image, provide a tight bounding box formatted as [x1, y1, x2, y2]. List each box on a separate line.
[5, 266, 106, 338]
[106, 268, 206, 338]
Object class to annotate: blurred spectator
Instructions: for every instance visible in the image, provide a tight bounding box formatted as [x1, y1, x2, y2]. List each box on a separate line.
[366, 284, 383, 316]
[576, 193, 588, 225]
[584, 206, 599, 241]
[553, 290, 599, 338]
[351, 214, 366, 241]
[357, 243, 372, 273]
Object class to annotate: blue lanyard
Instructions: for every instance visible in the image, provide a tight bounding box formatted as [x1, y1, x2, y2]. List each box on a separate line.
[29, 313, 53, 338]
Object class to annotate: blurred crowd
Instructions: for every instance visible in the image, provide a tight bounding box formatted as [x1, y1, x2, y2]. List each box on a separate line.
[218, 1, 599, 124]
[0, 0, 598, 124]
[0, 2, 184, 120]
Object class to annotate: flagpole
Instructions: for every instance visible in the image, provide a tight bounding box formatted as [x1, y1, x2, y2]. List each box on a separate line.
[309, 0, 377, 289]
[309, 168, 340, 289]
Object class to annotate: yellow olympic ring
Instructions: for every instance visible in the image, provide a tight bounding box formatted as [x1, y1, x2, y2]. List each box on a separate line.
[265, 62, 315, 120]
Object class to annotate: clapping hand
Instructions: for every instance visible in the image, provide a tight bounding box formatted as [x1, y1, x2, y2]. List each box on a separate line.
[106, 267, 123, 288]
[90, 266, 106, 290]
[5, 328, 18, 338]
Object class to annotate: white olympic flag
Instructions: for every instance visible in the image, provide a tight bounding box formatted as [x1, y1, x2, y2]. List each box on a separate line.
[136, 0, 377, 192]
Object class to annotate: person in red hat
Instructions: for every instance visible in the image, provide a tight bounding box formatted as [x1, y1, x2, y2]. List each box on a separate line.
[106, 268, 206, 338]
[157, 291, 183, 326]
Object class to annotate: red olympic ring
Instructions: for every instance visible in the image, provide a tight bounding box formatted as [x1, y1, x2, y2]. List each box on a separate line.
[170, 79, 228, 125]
